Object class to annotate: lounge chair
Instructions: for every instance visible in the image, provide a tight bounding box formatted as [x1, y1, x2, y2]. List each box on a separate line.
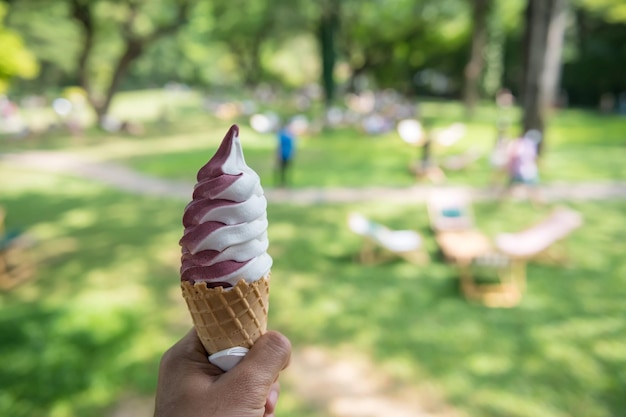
[427, 190, 491, 264]
[459, 253, 526, 308]
[427, 191, 524, 307]
[0, 207, 35, 290]
[459, 207, 582, 308]
[347, 212, 428, 265]
[427, 190, 475, 233]
[494, 207, 583, 264]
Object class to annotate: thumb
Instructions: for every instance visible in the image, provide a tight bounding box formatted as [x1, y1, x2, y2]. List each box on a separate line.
[220, 331, 291, 390]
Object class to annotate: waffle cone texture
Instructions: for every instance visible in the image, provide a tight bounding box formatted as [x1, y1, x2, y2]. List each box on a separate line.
[181, 275, 270, 354]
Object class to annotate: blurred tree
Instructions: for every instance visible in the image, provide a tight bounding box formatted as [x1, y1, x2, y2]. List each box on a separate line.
[68, 0, 191, 124]
[4, 1, 80, 95]
[561, 0, 626, 106]
[575, 0, 626, 22]
[6, 0, 192, 121]
[339, 0, 470, 96]
[172, 0, 315, 92]
[0, 2, 38, 93]
[317, 0, 340, 108]
[5, 0, 625, 110]
[463, 0, 492, 117]
[207, 0, 300, 87]
[520, 0, 568, 151]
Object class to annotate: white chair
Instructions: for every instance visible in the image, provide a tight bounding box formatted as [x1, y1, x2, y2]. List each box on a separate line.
[348, 212, 428, 265]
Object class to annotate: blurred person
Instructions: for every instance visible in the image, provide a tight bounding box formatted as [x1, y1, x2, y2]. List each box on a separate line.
[505, 130, 543, 203]
[619, 91, 626, 115]
[599, 92, 615, 114]
[412, 120, 445, 184]
[0, 95, 28, 138]
[276, 121, 297, 187]
[154, 329, 291, 417]
[489, 123, 512, 187]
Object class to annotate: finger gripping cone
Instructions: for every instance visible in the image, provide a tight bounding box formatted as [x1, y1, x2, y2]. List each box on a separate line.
[181, 276, 270, 354]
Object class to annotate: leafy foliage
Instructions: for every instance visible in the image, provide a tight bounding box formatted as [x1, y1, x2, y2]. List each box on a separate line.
[0, 3, 38, 92]
[3, 0, 626, 112]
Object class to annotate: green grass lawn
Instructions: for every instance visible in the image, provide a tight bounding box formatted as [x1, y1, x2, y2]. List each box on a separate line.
[1, 91, 626, 417]
[1, 164, 625, 417]
[110, 101, 626, 188]
[4, 90, 626, 187]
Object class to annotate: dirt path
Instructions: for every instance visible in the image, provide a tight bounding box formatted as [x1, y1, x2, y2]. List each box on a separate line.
[285, 345, 465, 417]
[3, 150, 626, 204]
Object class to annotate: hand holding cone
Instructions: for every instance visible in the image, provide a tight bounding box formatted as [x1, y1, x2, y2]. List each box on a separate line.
[179, 125, 273, 370]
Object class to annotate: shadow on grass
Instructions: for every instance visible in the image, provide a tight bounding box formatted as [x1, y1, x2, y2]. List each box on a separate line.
[1, 172, 625, 417]
[268, 201, 626, 417]
[0, 185, 186, 417]
[0, 302, 141, 416]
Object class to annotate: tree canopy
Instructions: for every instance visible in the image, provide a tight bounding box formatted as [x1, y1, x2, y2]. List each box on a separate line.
[3, 0, 626, 110]
[0, 2, 38, 93]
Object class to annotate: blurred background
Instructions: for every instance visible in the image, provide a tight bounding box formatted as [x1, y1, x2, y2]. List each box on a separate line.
[1, 0, 625, 416]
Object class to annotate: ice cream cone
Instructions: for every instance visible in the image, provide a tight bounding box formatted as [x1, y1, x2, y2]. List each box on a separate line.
[181, 275, 270, 354]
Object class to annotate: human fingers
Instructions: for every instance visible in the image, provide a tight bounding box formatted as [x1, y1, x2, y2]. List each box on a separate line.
[154, 329, 223, 417]
[237, 331, 291, 383]
[218, 331, 291, 400]
[264, 381, 280, 417]
[159, 328, 222, 376]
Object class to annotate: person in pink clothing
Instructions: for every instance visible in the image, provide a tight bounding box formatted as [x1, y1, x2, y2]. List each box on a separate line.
[507, 130, 540, 186]
[505, 129, 543, 203]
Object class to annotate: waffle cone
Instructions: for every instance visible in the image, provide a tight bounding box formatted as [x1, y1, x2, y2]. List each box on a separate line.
[181, 275, 270, 354]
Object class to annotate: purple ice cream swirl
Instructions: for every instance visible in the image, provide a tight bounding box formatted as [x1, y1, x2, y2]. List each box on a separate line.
[180, 125, 272, 288]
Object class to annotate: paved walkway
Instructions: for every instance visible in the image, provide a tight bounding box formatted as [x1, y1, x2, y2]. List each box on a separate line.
[4, 150, 626, 204]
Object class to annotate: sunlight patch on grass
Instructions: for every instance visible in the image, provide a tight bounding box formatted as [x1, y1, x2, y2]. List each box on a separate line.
[270, 221, 299, 240]
[74, 130, 216, 161]
[59, 208, 99, 229]
[532, 317, 623, 340]
[542, 344, 605, 383]
[592, 339, 626, 362]
[49, 402, 73, 417]
[109, 89, 203, 121]
[1, 167, 109, 200]
[470, 390, 570, 417]
[59, 285, 147, 333]
[29, 222, 69, 240]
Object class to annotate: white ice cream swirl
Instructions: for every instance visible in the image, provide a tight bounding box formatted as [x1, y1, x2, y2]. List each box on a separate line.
[180, 125, 272, 287]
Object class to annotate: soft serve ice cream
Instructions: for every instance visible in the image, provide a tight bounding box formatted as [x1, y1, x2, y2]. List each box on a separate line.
[179, 124, 272, 371]
[180, 124, 272, 288]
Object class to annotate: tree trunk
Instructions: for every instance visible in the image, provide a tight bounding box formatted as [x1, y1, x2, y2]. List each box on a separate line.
[71, 0, 98, 110]
[318, 0, 340, 110]
[247, 40, 263, 87]
[69, 0, 189, 127]
[94, 40, 144, 123]
[463, 0, 492, 118]
[521, 0, 568, 154]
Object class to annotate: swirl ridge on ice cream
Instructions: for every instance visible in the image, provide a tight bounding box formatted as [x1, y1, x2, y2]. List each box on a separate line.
[180, 124, 272, 288]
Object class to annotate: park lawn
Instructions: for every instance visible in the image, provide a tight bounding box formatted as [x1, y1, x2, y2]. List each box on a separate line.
[3, 89, 626, 186]
[1, 166, 625, 417]
[110, 101, 626, 188]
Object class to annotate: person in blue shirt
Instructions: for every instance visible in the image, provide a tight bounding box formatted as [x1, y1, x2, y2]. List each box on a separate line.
[276, 122, 296, 187]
